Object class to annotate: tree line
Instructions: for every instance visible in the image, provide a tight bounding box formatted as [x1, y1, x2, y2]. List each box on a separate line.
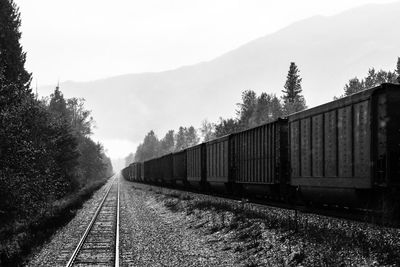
[0, 0, 113, 224]
[339, 58, 400, 97]
[127, 62, 306, 164]
[127, 57, 400, 166]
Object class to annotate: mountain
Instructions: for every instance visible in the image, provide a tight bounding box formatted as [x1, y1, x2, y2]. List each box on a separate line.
[40, 1, 400, 152]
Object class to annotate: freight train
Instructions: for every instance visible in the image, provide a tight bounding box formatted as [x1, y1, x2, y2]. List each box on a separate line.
[122, 83, 400, 216]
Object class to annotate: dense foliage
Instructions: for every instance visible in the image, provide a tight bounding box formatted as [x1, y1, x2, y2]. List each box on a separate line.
[133, 126, 200, 162]
[0, 0, 113, 224]
[339, 57, 400, 97]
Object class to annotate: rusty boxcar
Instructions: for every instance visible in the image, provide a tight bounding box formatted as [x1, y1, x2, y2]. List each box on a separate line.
[288, 83, 400, 208]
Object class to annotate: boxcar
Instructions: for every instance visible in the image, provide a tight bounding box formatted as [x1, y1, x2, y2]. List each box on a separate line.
[206, 135, 232, 191]
[173, 150, 187, 185]
[187, 143, 206, 188]
[131, 162, 143, 182]
[144, 158, 158, 183]
[288, 83, 400, 207]
[160, 153, 174, 184]
[230, 118, 289, 198]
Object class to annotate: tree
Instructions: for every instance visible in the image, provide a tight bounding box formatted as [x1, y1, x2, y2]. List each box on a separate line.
[159, 130, 175, 154]
[134, 130, 160, 161]
[214, 118, 241, 138]
[0, 0, 31, 88]
[236, 90, 257, 129]
[282, 62, 302, 103]
[124, 153, 135, 166]
[339, 58, 400, 98]
[186, 126, 199, 148]
[49, 85, 68, 120]
[66, 98, 93, 137]
[343, 77, 364, 96]
[282, 62, 306, 115]
[175, 127, 187, 152]
[174, 126, 199, 151]
[200, 119, 215, 142]
[251, 93, 282, 125]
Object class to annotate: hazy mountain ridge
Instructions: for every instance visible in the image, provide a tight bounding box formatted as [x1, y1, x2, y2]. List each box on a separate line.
[40, 1, 400, 146]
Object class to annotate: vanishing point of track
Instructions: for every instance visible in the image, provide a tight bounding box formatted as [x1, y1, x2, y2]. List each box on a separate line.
[66, 176, 120, 267]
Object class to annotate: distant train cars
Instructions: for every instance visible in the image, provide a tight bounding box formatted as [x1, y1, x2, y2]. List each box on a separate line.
[122, 83, 400, 212]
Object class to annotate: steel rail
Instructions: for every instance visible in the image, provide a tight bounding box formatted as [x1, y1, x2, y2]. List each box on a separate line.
[115, 175, 120, 267]
[65, 176, 118, 267]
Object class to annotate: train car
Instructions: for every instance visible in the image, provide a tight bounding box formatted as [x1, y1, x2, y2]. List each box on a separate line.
[172, 150, 187, 185]
[160, 153, 174, 184]
[230, 118, 289, 199]
[206, 135, 232, 192]
[144, 158, 158, 183]
[187, 143, 206, 189]
[121, 166, 129, 180]
[288, 83, 400, 209]
[131, 162, 143, 182]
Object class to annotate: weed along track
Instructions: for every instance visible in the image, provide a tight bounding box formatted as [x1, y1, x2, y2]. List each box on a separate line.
[66, 176, 120, 266]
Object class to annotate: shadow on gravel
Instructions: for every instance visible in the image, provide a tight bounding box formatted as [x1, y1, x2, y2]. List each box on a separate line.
[143, 186, 400, 266]
[0, 178, 108, 266]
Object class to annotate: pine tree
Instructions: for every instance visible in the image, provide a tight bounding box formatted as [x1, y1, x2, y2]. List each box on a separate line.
[49, 85, 68, 120]
[0, 0, 31, 88]
[236, 90, 257, 129]
[282, 62, 306, 115]
[282, 62, 302, 103]
[396, 57, 400, 83]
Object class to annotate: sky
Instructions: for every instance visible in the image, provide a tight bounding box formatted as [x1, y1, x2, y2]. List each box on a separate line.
[14, 0, 397, 162]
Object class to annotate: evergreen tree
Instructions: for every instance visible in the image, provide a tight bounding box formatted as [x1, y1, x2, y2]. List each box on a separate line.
[396, 57, 400, 83]
[137, 130, 160, 160]
[49, 85, 69, 120]
[236, 90, 257, 129]
[282, 62, 306, 115]
[0, 0, 31, 88]
[282, 62, 302, 103]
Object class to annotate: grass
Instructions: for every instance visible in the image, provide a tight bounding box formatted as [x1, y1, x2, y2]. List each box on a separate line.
[0, 177, 109, 266]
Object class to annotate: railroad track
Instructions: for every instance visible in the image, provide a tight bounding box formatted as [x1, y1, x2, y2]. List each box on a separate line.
[66, 176, 120, 266]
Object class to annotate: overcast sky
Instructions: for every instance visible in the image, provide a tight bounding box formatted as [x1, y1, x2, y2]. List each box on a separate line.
[17, 0, 395, 85]
[14, 0, 397, 163]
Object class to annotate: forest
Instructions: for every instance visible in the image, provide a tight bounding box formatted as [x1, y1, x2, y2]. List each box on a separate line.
[0, 0, 113, 229]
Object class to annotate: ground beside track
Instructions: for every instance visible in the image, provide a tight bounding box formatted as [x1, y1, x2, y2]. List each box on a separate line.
[133, 182, 400, 266]
[119, 178, 237, 266]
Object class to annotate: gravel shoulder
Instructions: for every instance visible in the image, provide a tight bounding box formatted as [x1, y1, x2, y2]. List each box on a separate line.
[120, 179, 238, 266]
[130, 183, 400, 267]
[25, 177, 115, 266]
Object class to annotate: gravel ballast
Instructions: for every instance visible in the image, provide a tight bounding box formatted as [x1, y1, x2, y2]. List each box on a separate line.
[131, 182, 400, 266]
[120, 179, 237, 266]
